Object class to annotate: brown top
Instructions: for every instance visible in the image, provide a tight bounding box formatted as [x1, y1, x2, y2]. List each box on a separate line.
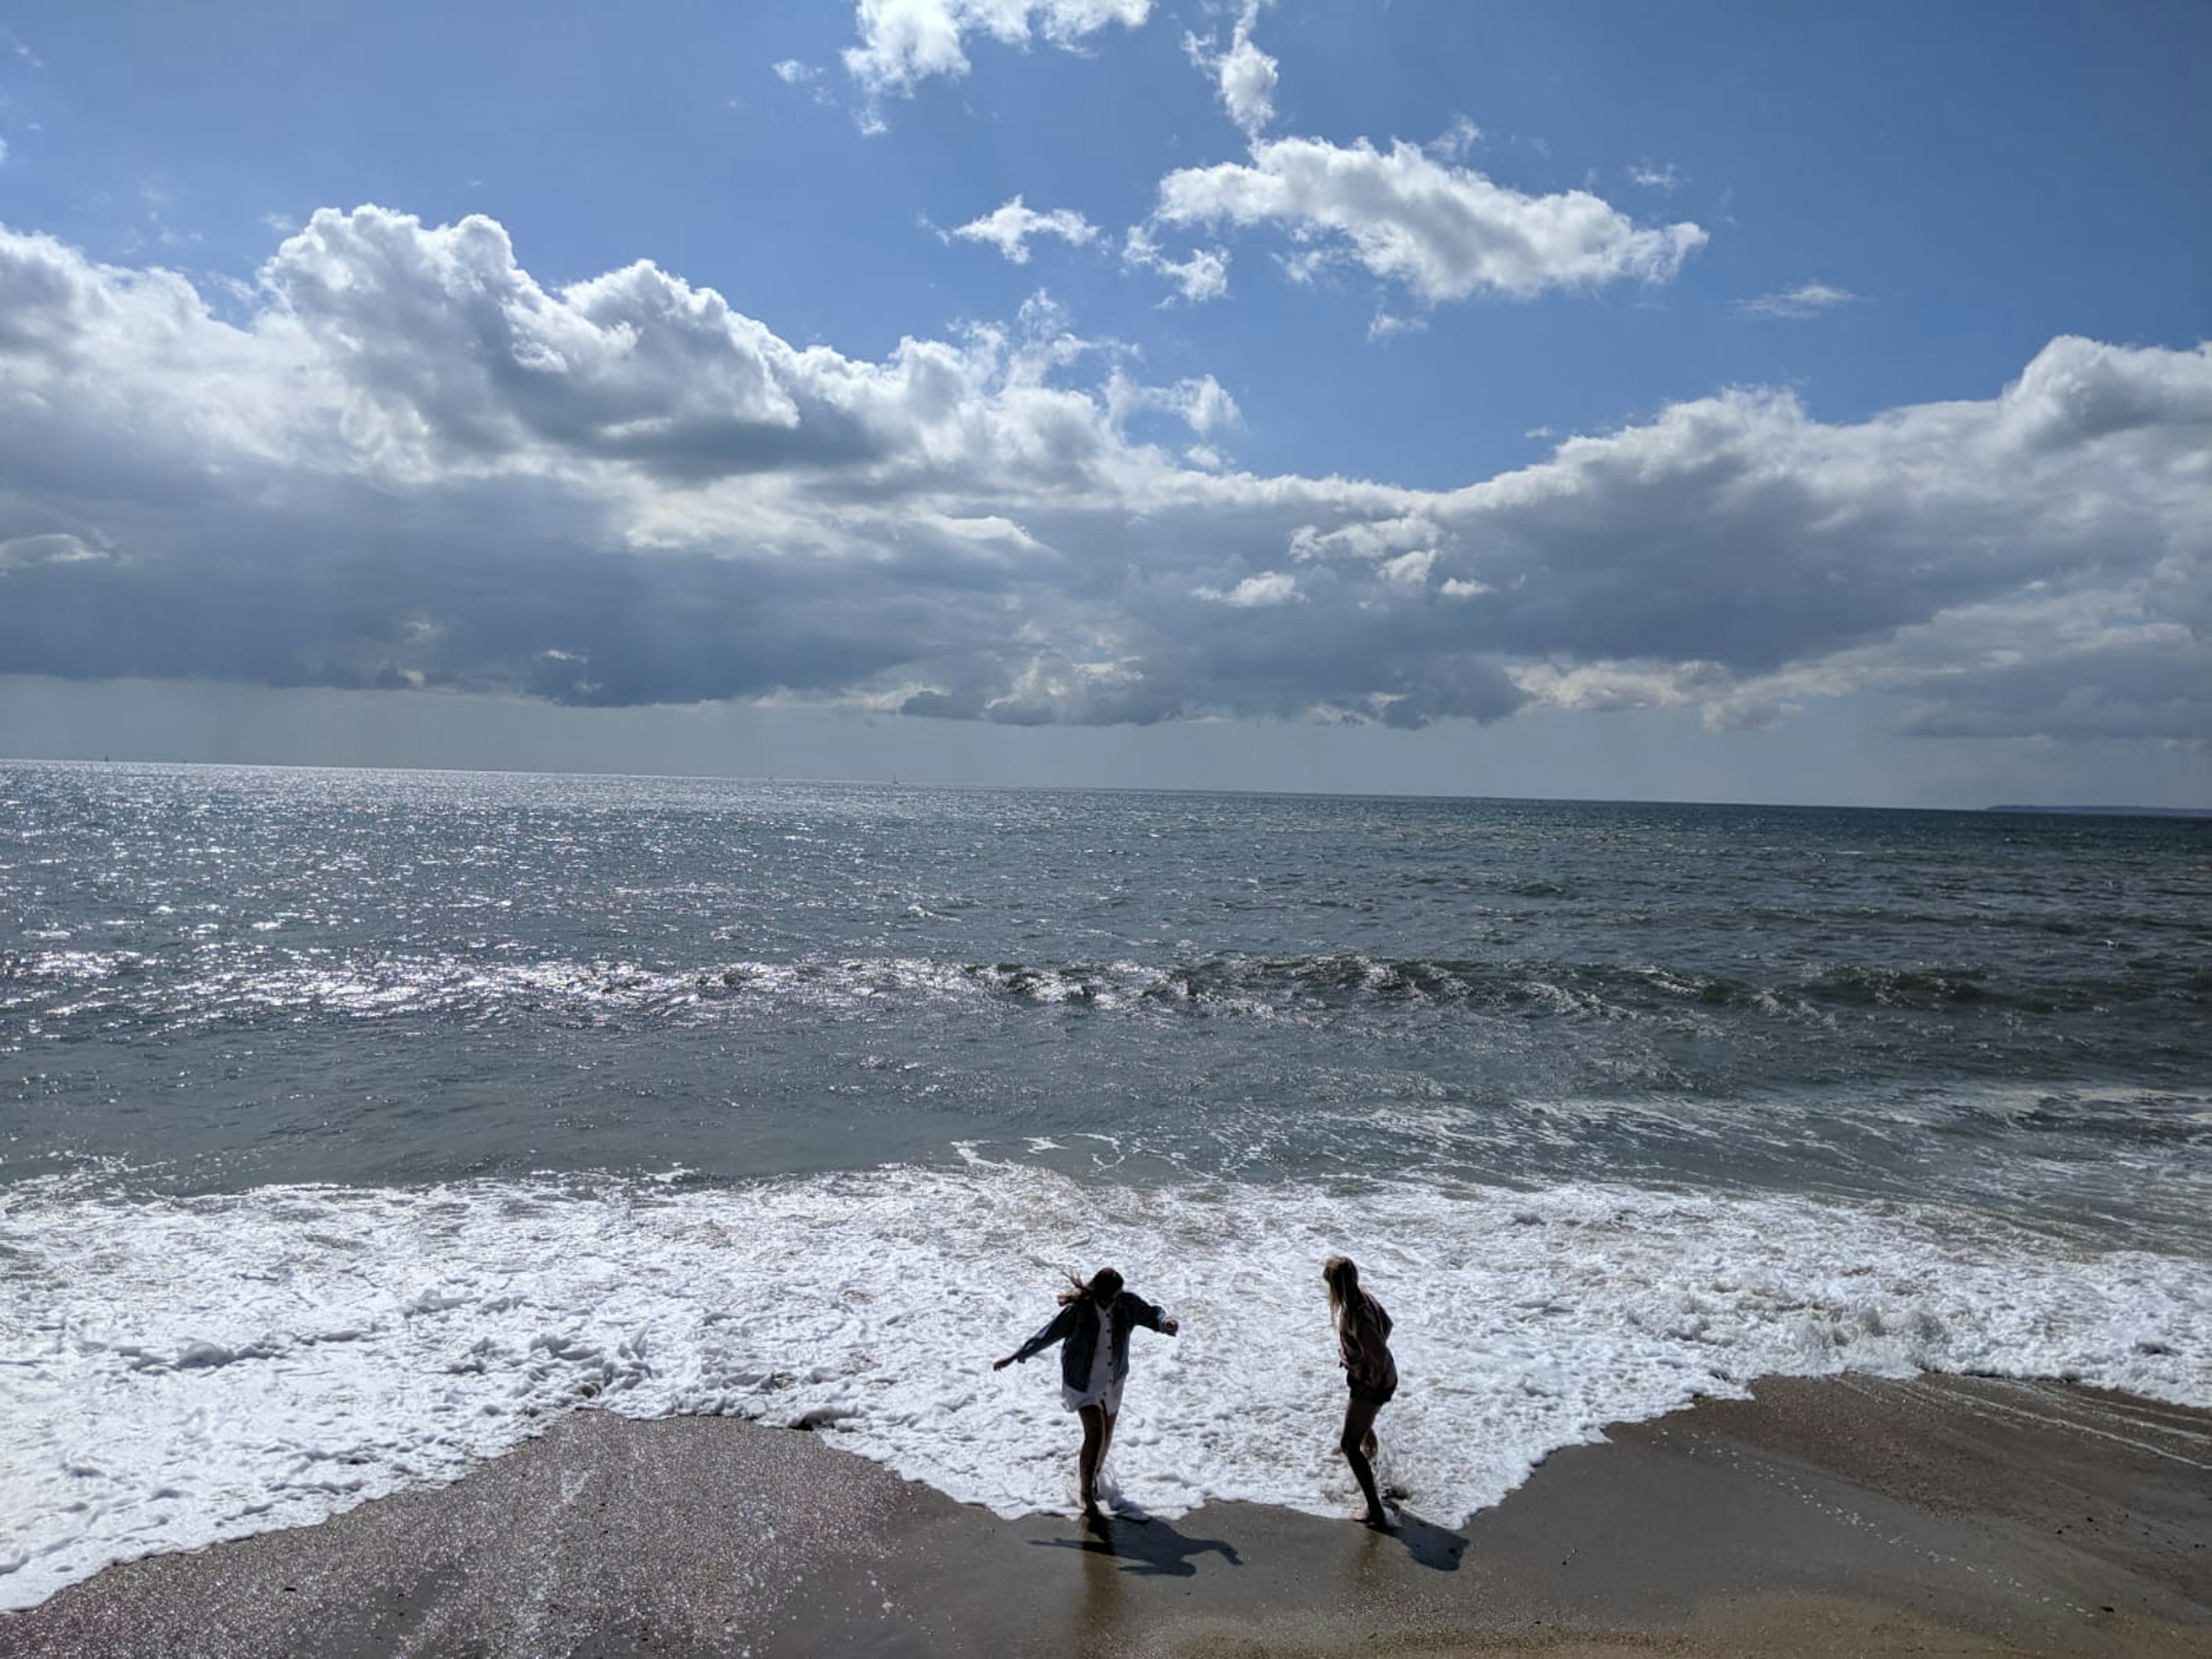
[1336, 1289, 1397, 1396]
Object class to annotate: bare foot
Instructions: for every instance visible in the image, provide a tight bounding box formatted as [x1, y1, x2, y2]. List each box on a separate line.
[1359, 1505, 1401, 1532]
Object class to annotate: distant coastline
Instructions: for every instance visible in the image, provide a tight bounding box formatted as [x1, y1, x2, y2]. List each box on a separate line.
[7, 755, 2211, 817]
[1985, 804, 2212, 817]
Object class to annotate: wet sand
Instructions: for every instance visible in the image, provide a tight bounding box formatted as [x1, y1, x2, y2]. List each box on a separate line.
[3, 1373, 2206, 1657]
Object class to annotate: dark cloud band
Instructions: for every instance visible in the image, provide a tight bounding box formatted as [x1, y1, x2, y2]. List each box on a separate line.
[0, 210, 2206, 744]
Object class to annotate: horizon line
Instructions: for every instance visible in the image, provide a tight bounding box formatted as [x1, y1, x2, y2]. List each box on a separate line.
[5, 754, 2205, 820]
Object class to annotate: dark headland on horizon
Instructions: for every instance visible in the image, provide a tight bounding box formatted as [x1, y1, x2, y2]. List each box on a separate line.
[1985, 804, 2212, 817]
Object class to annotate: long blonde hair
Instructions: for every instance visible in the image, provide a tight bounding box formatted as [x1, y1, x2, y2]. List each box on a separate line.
[1323, 1255, 1360, 1319]
[1060, 1266, 1124, 1306]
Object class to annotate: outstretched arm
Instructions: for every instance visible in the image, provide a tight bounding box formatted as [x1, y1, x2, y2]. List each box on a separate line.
[1127, 1293, 1180, 1337]
[994, 1301, 1077, 1370]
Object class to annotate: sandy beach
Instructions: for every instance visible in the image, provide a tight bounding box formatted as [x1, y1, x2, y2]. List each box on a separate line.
[3, 1372, 2203, 1658]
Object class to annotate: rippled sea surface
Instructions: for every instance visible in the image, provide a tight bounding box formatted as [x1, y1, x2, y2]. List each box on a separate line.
[3, 760, 2210, 1606]
[3, 761, 2207, 1242]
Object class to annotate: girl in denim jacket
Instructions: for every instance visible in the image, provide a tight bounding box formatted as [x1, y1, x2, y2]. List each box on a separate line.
[994, 1266, 1179, 1518]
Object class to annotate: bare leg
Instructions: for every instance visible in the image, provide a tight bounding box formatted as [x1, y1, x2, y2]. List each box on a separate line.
[1365, 1424, 1408, 1498]
[1097, 1408, 1119, 1478]
[1339, 1397, 1390, 1527]
[1077, 1404, 1108, 1515]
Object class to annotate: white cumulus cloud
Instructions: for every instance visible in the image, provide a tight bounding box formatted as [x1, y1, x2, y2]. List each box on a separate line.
[1195, 571, 1300, 607]
[1184, 1, 1277, 137]
[949, 196, 1099, 263]
[0, 210, 2205, 745]
[1107, 369, 1240, 435]
[1130, 24, 1698, 317]
[1153, 135, 1706, 305]
[1123, 226, 1230, 304]
[841, 0, 1152, 101]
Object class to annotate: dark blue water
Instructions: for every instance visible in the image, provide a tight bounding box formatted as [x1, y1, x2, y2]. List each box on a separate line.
[6, 759, 2210, 1608]
[5, 760, 2207, 1249]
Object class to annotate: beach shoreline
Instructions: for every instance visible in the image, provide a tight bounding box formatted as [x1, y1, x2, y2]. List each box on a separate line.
[4, 1372, 2204, 1658]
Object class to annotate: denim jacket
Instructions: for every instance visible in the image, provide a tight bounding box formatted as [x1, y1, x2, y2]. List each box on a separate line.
[1010, 1290, 1173, 1392]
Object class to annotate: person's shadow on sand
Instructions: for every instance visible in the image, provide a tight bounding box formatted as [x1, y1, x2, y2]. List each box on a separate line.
[1376, 1508, 1467, 1573]
[1036, 1508, 1464, 1577]
[1032, 1513, 1244, 1578]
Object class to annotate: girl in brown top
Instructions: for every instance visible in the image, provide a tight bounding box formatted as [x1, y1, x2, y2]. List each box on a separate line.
[1324, 1255, 1399, 1529]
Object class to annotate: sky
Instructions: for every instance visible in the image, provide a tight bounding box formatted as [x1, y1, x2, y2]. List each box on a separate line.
[0, 1, 2206, 806]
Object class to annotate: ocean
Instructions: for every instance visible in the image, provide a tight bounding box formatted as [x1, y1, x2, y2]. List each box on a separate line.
[3, 760, 2207, 1609]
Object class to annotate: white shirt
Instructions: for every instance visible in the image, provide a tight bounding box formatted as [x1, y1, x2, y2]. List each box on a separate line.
[1084, 1302, 1114, 1396]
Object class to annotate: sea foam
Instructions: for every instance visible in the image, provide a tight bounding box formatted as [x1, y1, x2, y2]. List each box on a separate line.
[2, 1163, 2206, 1611]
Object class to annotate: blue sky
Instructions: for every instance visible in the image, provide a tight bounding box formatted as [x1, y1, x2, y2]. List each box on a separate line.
[0, 1, 2206, 804]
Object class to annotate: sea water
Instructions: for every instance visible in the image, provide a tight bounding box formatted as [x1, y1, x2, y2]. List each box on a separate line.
[2, 762, 2207, 1608]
